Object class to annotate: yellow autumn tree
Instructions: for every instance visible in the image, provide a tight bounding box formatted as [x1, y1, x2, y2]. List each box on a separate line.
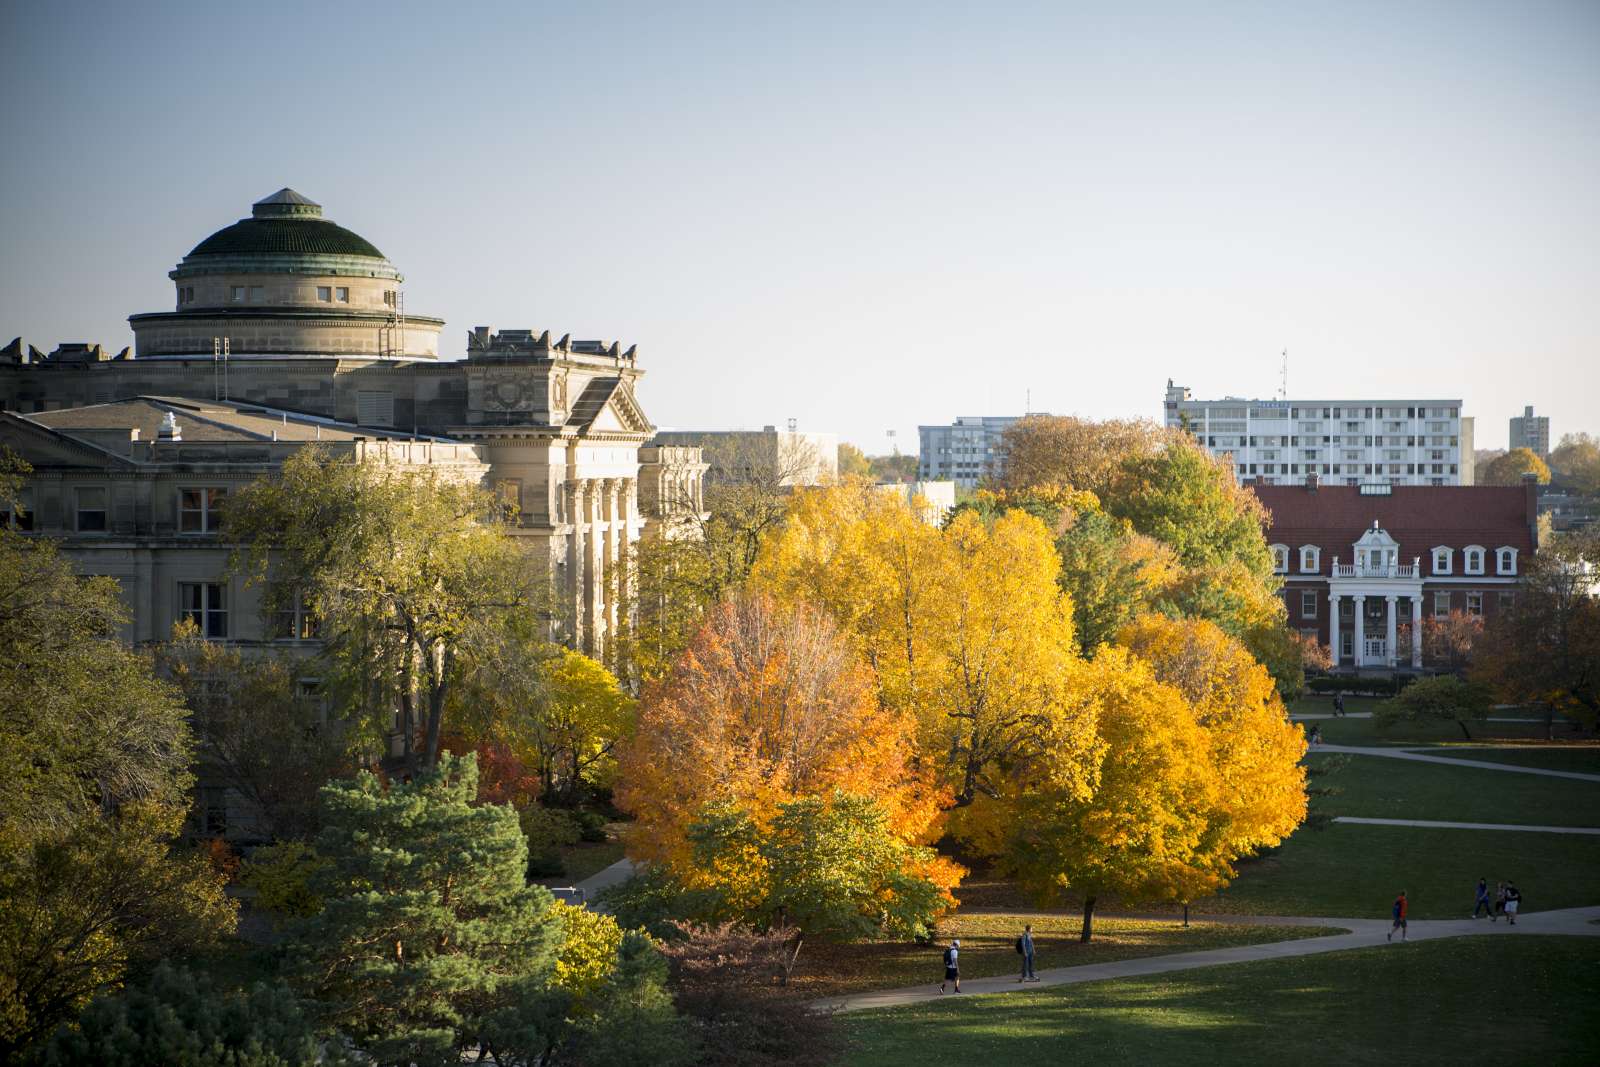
[750, 486, 1101, 811]
[613, 591, 958, 901]
[1117, 615, 1307, 858]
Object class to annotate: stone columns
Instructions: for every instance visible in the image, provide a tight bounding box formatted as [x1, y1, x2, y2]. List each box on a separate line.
[1385, 596, 1398, 667]
[1410, 595, 1424, 668]
[602, 478, 620, 648]
[567, 480, 586, 648]
[584, 480, 603, 655]
[1352, 595, 1367, 667]
[1328, 592, 1341, 667]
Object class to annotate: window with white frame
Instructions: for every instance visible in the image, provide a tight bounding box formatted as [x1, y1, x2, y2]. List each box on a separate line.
[1299, 545, 1320, 572]
[1, 489, 33, 531]
[1271, 545, 1289, 573]
[179, 582, 228, 639]
[1433, 591, 1452, 617]
[335, 286, 349, 302]
[1466, 591, 1483, 616]
[317, 286, 332, 302]
[1496, 547, 1517, 575]
[1300, 590, 1317, 619]
[1499, 591, 1515, 612]
[1432, 547, 1452, 575]
[179, 487, 227, 534]
[1464, 546, 1484, 575]
[75, 486, 107, 532]
[271, 587, 320, 641]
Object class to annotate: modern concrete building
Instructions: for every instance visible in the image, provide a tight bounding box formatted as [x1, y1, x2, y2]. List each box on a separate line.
[917, 415, 1023, 488]
[1165, 381, 1475, 487]
[1508, 405, 1550, 459]
[1, 189, 705, 661]
[871, 480, 957, 526]
[1254, 479, 1537, 671]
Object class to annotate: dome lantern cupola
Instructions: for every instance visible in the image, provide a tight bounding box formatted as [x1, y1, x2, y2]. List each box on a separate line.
[251, 187, 324, 220]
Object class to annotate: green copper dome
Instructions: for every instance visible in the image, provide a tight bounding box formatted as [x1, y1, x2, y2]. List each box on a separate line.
[171, 189, 402, 281]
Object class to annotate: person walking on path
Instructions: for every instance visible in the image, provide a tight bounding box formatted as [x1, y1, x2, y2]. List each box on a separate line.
[1333, 693, 1346, 717]
[939, 939, 961, 993]
[1473, 877, 1492, 919]
[1388, 891, 1408, 942]
[1309, 724, 1323, 746]
[1505, 883, 1521, 925]
[1017, 924, 1038, 982]
[1493, 881, 1507, 922]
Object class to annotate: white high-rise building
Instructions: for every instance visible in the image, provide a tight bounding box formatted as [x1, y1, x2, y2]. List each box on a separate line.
[1164, 381, 1475, 487]
[918, 415, 1025, 488]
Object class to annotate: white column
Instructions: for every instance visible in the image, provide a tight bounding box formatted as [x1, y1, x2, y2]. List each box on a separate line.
[1353, 595, 1367, 667]
[568, 481, 586, 648]
[1410, 596, 1424, 668]
[1328, 593, 1341, 667]
[602, 478, 620, 650]
[1385, 596, 1398, 667]
[584, 480, 602, 655]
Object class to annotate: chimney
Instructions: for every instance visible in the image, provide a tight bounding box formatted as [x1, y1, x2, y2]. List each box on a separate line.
[157, 411, 181, 442]
[1523, 472, 1539, 547]
[1305, 471, 1320, 491]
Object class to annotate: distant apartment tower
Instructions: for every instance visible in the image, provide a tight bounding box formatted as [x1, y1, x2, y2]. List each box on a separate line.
[1508, 405, 1550, 459]
[1164, 381, 1475, 487]
[918, 415, 1022, 488]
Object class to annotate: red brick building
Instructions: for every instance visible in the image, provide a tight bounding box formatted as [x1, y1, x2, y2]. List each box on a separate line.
[1251, 479, 1538, 670]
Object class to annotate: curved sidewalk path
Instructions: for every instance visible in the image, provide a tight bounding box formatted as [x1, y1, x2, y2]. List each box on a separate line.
[1314, 744, 1600, 782]
[812, 905, 1600, 1014]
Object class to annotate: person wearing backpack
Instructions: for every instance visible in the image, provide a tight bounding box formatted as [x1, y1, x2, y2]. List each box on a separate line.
[939, 939, 961, 993]
[1016, 924, 1038, 982]
[1504, 882, 1522, 925]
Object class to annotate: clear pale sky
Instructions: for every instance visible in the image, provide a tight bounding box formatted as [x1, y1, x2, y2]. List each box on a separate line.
[2, 1, 1595, 453]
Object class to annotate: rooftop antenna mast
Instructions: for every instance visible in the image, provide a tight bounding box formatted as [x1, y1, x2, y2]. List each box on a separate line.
[1278, 349, 1288, 401]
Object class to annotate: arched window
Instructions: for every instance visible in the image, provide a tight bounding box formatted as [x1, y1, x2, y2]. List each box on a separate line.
[1496, 547, 1518, 575]
[1271, 544, 1290, 574]
[1432, 547, 1453, 575]
[1464, 546, 1485, 575]
[1299, 545, 1321, 573]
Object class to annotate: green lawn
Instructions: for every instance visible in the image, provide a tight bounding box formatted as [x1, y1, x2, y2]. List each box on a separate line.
[1417, 746, 1600, 774]
[1205, 821, 1600, 918]
[1304, 751, 1600, 826]
[837, 936, 1600, 1066]
[1295, 707, 1560, 747]
[791, 914, 1342, 999]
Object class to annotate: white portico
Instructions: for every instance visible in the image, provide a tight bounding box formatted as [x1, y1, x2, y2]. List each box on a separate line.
[1327, 522, 1423, 669]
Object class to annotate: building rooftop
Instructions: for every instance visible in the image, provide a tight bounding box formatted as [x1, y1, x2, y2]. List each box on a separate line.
[27, 396, 435, 447]
[180, 189, 387, 261]
[1253, 482, 1537, 564]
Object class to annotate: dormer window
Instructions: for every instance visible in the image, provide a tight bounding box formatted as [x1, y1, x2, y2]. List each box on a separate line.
[1271, 544, 1289, 574]
[1299, 545, 1320, 573]
[1433, 547, 1453, 575]
[1464, 546, 1485, 575]
[1497, 547, 1518, 575]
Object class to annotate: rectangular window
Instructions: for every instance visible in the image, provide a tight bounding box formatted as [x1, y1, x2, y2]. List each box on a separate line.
[1301, 590, 1318, 619]
[1, 490, 33, 531]
[1466, 592, 1483, 617]
[231, 285, 246, 302]
[317, 286, 332, 302]
[249, 285, 264, 302]
[356, 390, 395, 427]
[335, 286, 349, 302]
[1434, 591, 1452, 617]
[75, 487, 107, 532]
[179, 487, 227, 533]
[272, 588, 320, 641]
[1499, 591, 1515, 612]
[179, 582, 228, 639]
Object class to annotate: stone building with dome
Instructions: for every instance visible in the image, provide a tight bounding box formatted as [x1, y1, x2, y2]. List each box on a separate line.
[1, 189, 705, 660]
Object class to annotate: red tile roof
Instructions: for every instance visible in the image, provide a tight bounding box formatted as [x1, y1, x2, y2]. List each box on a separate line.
[1250, 483, 1537, 577]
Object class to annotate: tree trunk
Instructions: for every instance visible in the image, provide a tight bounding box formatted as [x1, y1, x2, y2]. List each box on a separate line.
[423, 644, 450, 770]
[1456, 718, 1473, 741]
[1545, 704, 1555, 741]
[1080, 896, 1097, 943]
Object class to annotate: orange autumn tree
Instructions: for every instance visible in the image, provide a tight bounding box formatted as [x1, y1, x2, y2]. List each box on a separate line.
[749, 486, 1101, 814]
[614, 591, 960, 921]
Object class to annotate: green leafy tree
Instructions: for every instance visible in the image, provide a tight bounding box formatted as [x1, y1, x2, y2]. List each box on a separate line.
[290, 753, 567, 1067]
[867, 453, 919, 483]
[686, 792, 951, 982]
[1379, 675, 1494, 740]
[1479, 447, 1551, 486]
[225, 449, 538, 770]
[35, 961, 344, 1067]
[0, 454, 234, 1056]
[159, 626, 345, 839]
[565, 931, 698, 1067]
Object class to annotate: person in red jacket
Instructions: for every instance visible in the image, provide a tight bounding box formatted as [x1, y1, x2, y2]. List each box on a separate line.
[1388, 891, 1408, 942]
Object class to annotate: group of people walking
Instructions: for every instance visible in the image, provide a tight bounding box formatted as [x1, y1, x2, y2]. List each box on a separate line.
[937, 924, 1042, 993]
[1473, 877, 1522, 923]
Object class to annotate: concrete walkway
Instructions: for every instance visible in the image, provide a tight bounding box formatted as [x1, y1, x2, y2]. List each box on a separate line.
[573, 857, 638, 901]
[812, 905, 1600, 1014]
[1332, 816, 1600, 835]
[1314, 744, 1600, 782]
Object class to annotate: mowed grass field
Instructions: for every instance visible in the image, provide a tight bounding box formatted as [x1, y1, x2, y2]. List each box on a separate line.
[836, 936, 1600, 1067]
[1302, 750, 1600, 825]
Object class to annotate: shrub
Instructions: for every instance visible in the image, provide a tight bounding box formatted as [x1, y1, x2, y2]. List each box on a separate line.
[1379, 675, 1494, 740]
[550, 899, 625, 1014]
[521, 805, 582, 878]
[576, 810, 610, 843]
